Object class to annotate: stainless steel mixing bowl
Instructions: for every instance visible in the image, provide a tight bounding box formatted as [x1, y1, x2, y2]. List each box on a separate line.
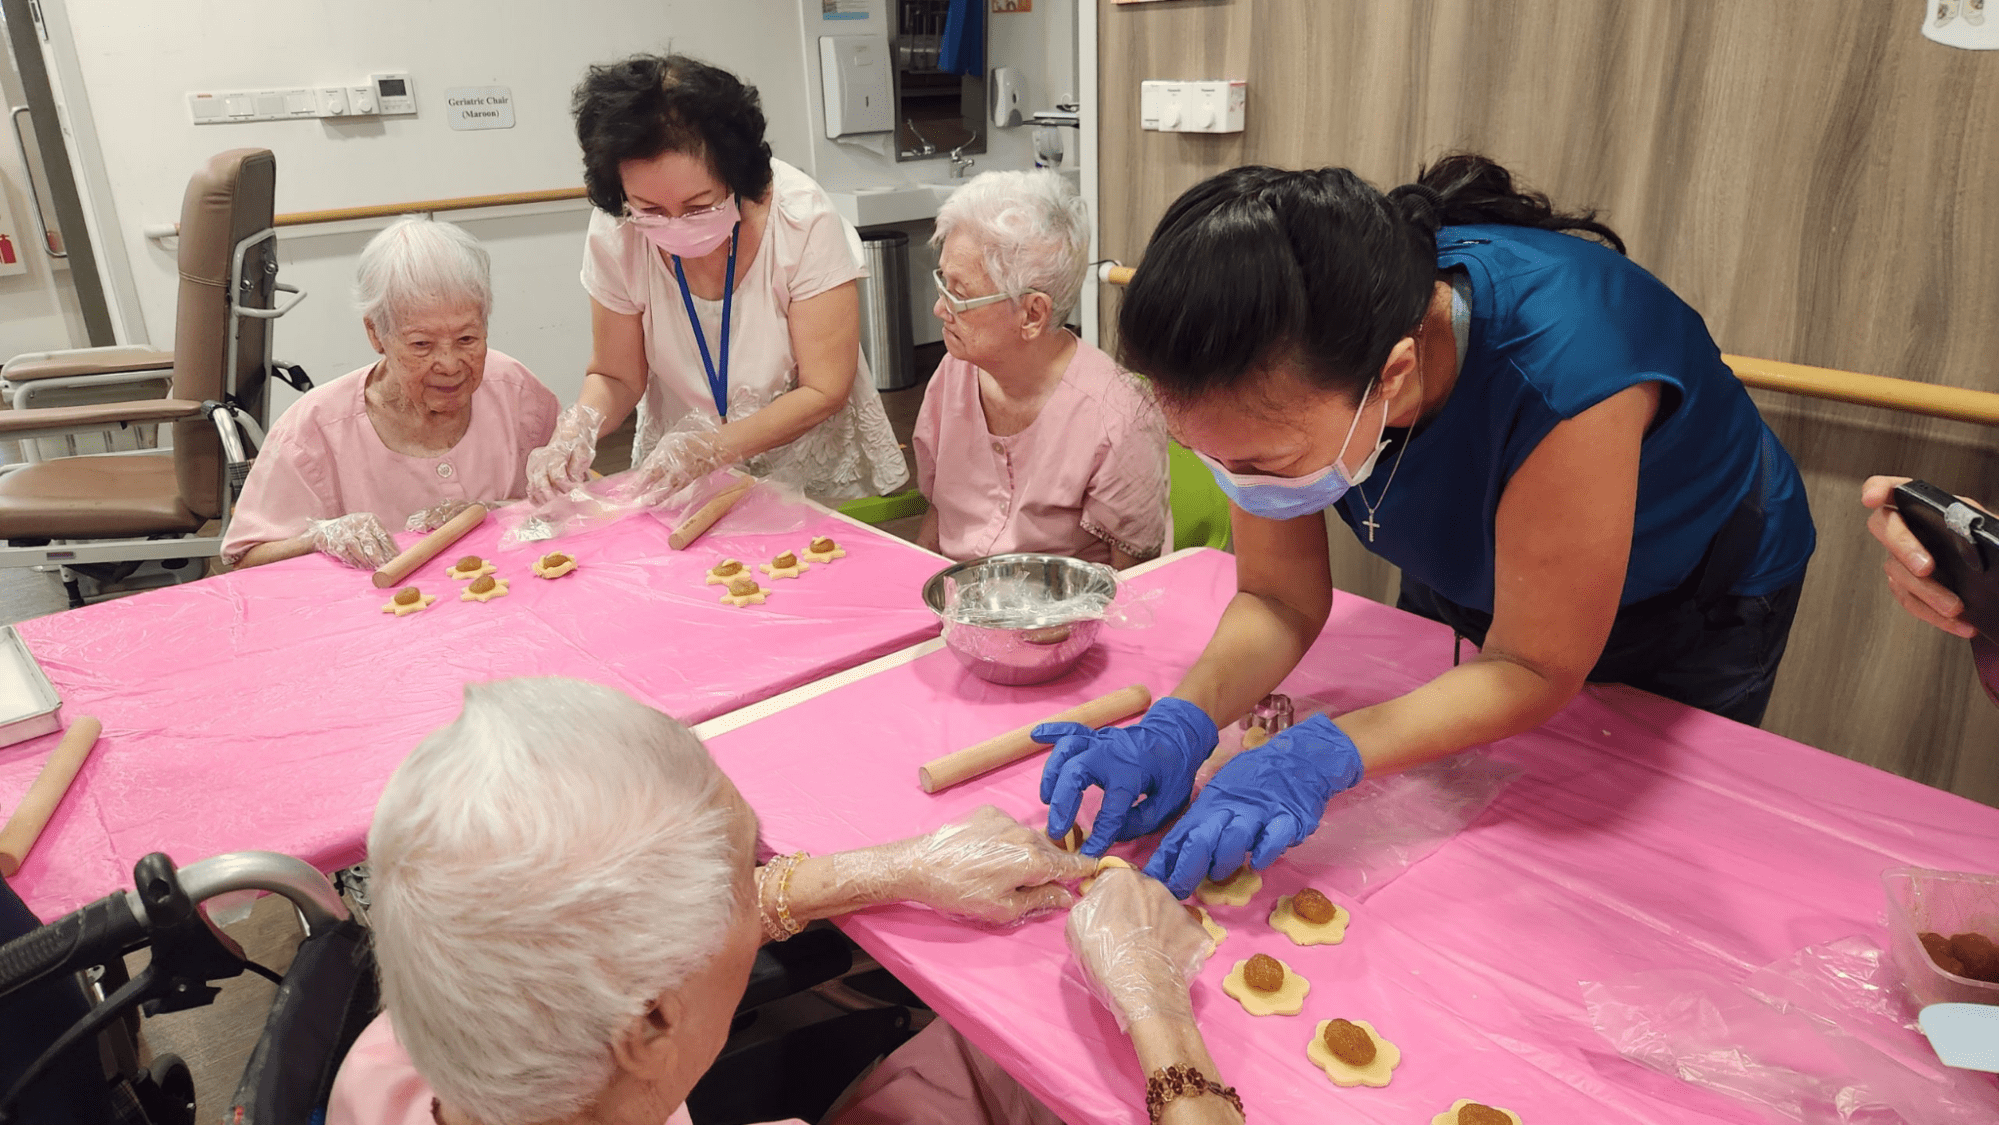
[921, 553, 1119, 686]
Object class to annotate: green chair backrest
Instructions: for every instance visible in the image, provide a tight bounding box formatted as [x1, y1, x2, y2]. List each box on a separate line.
[1169, 441, 1232, 551]
[838, 488, 928, 526]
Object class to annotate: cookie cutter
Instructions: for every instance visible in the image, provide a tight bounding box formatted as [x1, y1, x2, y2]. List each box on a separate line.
[1238, 693, 1294, 734]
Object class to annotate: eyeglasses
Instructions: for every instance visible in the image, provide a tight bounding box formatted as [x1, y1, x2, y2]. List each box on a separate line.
[933, 269, 1040, 315]
[624, 198, 732, 224]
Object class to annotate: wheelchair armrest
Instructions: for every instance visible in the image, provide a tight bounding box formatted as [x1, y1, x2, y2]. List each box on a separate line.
[1, 346, 175, 383]
[0, 398, 205, 443]
[738, 927, 852, 1013]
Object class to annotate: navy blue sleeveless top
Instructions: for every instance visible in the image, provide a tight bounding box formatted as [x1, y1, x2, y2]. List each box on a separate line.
[1332, 224, 1814, 611]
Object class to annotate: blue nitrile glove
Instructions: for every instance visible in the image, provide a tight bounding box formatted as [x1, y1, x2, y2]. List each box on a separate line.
[1144, 713, 1365, 898]
[1038, 696, 1218, 856]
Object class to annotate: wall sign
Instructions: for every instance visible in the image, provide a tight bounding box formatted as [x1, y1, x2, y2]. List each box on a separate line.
[445, 86, 514, 131]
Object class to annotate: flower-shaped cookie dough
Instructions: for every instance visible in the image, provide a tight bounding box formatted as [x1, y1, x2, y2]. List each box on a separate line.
[1269, 887, 1350, 946]
[445, 554, 496, 581]
[1195, 866, 1263, 907]
[759, 550, 810, 580]
[461, 575, 510, 603]
[1221, 953, 1309, 1016]
[532, 551, 577, 579]
[1081, 854, 1131, 894]
[1432, 1100, 1521, 1125]
[801, 535, 846, 564]
[1241, 724, 1272, 750]
[720, 575, 768, 607]
[382, 586, 437, 616]
[706, 558, 749, 585]
[1185, 903, 1228, 953]
[1307, 1018, 1400, 1088]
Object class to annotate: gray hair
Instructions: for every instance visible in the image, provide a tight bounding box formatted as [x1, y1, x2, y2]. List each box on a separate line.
[354, 215, 493, 335]
[932, 169, 1091, 323]
[367, 678, 741, 1124]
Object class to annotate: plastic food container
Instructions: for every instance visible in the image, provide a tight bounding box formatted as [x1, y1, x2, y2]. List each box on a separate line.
[1882, 866, 1999, 1008]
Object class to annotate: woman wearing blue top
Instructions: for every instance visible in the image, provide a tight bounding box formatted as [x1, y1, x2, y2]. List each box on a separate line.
[1041, 156, 1816, 896]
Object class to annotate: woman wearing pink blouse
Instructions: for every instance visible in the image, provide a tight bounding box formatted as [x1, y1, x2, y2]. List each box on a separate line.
[915, 172, 1168, 569]
[224, 217, 558, 569]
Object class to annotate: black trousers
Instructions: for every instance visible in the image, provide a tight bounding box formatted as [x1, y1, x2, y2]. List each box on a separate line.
[1396, 577, 1805, 727]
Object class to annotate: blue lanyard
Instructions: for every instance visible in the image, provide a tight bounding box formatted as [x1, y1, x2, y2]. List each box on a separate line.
[670, 224, 739, 419]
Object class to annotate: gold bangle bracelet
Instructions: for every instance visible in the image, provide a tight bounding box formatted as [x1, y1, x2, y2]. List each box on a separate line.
[772, 850, 808, 938]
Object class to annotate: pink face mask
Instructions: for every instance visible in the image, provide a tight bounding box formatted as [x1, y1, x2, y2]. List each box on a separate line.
[626, 195, 740, 258]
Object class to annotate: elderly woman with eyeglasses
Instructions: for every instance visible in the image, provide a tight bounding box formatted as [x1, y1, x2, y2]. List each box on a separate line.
[224, 216, 559, 569]
[915, 171, 1168, 568]
[526, 54, 907, 508]
[328, 678, 1242, 1126]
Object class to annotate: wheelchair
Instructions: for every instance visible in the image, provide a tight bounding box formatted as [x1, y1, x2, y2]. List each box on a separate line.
[0, 852, 918, 1123]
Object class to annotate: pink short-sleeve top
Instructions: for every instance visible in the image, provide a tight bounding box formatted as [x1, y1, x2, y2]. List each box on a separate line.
[327, 1013, 696, 1125]
[221, 350, 558, 562]
[914, 336, 1168, 565]
[579, 158, 906, 503]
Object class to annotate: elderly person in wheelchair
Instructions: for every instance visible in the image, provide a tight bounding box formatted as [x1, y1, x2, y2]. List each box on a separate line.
[330, 678, 1241, 1125]
[224, 216, 559, 570]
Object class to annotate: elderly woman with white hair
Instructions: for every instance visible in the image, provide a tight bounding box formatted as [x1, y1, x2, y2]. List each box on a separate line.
[224, 216, 559, 569]
[329, 678, 1243, 1126]
[915, 170, 1169, 568]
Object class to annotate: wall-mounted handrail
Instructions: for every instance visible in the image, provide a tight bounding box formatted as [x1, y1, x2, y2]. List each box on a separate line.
[143, 186, 589, 240]
[1095, 263, 1999, 427]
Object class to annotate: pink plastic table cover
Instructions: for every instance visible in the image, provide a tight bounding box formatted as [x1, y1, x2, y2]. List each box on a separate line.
[701, 548, 1999, 1124]
[0, 500, 946, 918]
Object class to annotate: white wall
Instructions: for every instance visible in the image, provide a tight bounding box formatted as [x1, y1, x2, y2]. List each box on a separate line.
[45, 0, 1078, 413]
[48, 0, 818, 410]
[0, 32, 86, 361]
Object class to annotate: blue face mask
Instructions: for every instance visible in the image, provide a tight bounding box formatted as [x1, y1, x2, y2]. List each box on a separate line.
[1195, 387, 1391, 521]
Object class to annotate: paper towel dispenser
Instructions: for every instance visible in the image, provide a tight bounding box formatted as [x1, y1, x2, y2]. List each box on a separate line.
[821, 36, 894, 138]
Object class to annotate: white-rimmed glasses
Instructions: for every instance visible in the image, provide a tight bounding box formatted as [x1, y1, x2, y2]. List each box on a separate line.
[933, 269, 1039, 315]
[624, 198, 732, 224]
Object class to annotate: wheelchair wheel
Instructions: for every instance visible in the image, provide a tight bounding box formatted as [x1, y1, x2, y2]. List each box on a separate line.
[134, 1053, 195, 1125]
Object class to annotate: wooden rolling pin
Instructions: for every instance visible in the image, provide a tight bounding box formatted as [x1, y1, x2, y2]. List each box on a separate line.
[918, 685, 1153, 794]
[0, 717, 103, 878]
[669, 478, 755, 550]
[372, 503, 489, 588]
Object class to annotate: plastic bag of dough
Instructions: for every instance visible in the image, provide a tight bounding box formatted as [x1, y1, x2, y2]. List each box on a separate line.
[1583, 939, 1999, 1123]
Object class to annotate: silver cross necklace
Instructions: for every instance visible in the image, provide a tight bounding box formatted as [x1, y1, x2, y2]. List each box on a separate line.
[1355, 323, 1425, 543]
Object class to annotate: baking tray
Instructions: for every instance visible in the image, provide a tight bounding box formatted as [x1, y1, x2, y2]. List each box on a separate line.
[0, 625, 62, 750]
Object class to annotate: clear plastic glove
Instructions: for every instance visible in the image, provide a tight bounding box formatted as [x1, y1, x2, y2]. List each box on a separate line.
[627, 425, 736, 509]
[304, 512, 398, 570]
[830, 805, 1096, 926]
[525, 402, 604, 504]
[1038, 697, 1218, 855]
[404, 498, 491, 533]
[1065, 865, 1210, 1030]
[1145, 713, 1365, 898]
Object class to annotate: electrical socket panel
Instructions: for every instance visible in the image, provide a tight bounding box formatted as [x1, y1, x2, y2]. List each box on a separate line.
[189, 74, 416, 124]
[1139, 79, 1245, 134]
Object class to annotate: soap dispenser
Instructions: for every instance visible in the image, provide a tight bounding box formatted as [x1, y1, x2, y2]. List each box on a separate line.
[990, 67, 1024, 128]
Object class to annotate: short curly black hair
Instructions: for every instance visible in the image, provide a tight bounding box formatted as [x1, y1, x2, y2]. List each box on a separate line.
[572, 54, 774, 215]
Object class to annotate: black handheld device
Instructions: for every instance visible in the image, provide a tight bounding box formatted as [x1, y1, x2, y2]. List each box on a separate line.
[1891, 480, 1999, 704]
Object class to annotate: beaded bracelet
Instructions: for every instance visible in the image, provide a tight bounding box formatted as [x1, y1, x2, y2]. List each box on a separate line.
[1144, 1064, 1241, 1123]
[755, 851, 810, 942]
